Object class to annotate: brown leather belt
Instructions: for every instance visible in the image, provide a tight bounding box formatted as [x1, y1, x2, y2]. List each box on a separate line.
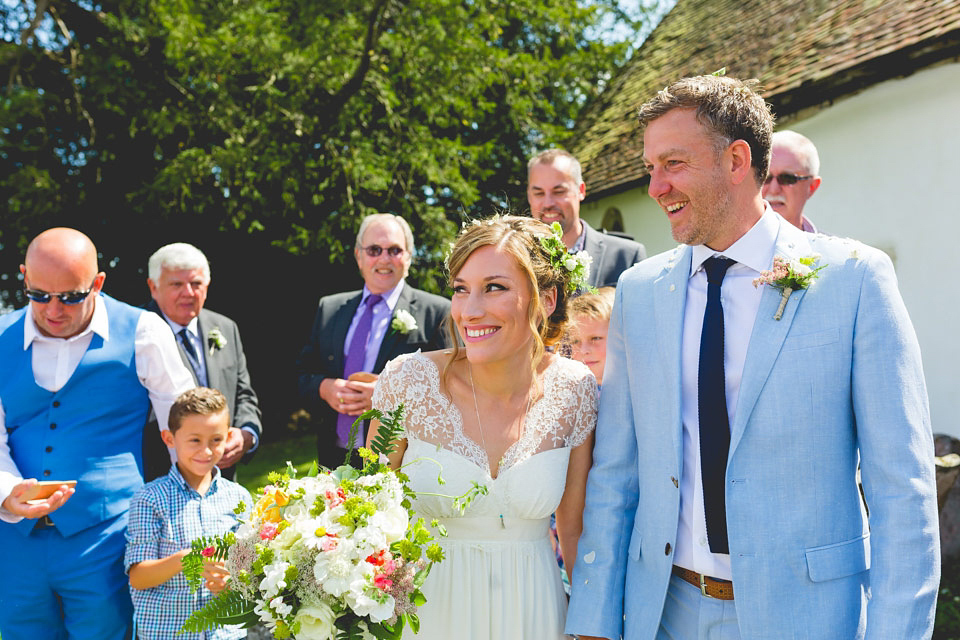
[672, 565, 734, 600]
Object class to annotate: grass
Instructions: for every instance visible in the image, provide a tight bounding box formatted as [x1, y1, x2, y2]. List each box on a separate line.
[234, 433, 317, 496]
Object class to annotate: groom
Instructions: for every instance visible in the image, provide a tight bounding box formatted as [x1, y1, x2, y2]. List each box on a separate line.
[566, 75, 939, 639]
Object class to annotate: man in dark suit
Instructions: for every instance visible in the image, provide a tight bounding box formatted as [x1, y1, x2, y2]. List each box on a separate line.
[528, 148, 647, 288]
[296, 213, 450, 469]
[143, 242, 262, 481]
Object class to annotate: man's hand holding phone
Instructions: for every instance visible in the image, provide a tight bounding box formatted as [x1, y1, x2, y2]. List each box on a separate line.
[2, 479, 76, 518]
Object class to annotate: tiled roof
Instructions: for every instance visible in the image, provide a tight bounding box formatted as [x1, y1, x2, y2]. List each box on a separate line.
[575, 0, 960, 197]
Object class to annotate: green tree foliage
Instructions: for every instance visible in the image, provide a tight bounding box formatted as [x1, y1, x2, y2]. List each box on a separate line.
[0, 0, 648, 425]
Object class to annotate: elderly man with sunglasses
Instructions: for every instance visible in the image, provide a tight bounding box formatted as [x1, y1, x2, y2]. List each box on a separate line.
[762, 130, 823, 232]
[296, 213, 450, 469]
[0, 227, 194, 639]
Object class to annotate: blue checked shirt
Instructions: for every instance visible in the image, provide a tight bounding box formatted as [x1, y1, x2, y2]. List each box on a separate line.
[125, 464, 252, 640]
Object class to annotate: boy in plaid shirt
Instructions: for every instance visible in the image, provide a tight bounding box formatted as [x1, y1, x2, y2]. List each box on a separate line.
[125, 387, 252, 639]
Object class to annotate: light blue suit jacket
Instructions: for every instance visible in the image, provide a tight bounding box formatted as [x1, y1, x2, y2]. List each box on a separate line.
[566, 218, 939, 639]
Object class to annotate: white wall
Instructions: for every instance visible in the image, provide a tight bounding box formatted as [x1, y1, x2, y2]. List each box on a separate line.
[582, 60, 960, 437]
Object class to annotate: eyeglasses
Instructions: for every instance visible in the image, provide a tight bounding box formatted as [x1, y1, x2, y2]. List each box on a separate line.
[24, 280, 97, 305]
[360, 245, 405, 257]
[763, 172, 814, 186]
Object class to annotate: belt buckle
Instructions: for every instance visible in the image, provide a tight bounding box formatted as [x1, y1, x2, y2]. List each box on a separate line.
[699, 573, 713, 598]
[38, 515, 54, 528]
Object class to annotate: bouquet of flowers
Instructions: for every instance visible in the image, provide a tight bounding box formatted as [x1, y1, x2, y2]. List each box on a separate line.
[180, 406, 466, 639]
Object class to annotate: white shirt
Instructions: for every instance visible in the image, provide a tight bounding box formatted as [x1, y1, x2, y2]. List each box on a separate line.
[0, 295, 195, 520]
[344, 279, 405, 373]
[675, 206, 779, 580]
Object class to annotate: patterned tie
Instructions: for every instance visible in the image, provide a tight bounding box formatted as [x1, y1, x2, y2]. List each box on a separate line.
[336, 294, 383, 448]
[177, 328, 207, 386]
[698, 256, 735, 554]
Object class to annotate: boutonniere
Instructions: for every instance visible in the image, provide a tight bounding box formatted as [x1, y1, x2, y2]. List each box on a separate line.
[391, 309, 418, 335]
[753, 254, 826, 321]
[207, 328, 227, 355]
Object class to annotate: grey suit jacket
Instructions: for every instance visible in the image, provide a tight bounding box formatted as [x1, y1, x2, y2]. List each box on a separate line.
[296, 282, 450, 468]
[142, 302, 262, 480]
[582, 220, 647, 288]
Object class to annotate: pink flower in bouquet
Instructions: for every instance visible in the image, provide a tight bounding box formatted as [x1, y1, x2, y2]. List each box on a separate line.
[260, 522, 280, 540]
[325, 488, 346, 508]
[201, 546, 216, 558]
[373, 574, 393, 591]
[319, 536, 338, 552]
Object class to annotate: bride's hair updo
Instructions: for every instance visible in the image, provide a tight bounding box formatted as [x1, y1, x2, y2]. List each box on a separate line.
[444, 215, 572, 372]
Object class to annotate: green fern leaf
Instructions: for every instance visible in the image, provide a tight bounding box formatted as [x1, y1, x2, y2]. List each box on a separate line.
[179, 590, 257, 633]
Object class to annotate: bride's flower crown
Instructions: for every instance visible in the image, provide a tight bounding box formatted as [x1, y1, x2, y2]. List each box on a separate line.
[447, 216, 594, 294]
[538, 221, 594, 294]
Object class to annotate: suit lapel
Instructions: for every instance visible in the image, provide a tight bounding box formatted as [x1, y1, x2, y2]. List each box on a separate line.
[374, 284, 411, 371]
[730, 225, 813, 452]
[582, 222, 607, 288]
[654, 245, 691, 470]
[197, 311, 220, 390]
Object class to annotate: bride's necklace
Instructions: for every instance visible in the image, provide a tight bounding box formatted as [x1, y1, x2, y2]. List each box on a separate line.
[469, 362, 533, 529]
[468, 361, 533, 477]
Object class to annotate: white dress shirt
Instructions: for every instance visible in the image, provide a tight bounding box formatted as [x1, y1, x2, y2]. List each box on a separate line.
[0, 295, 195, 518]
[343, 279, 405, 373]
[675, 206, 779, 580]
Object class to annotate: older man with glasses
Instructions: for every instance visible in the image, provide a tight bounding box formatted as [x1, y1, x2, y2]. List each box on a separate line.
[296, 213, 451, 469]
[0, 227, 194, 639]
[762, 130, 823, 232]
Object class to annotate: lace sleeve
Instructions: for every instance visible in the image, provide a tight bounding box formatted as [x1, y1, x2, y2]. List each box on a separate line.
[564, 364, 599, 448]
[372, 354, 413, 434]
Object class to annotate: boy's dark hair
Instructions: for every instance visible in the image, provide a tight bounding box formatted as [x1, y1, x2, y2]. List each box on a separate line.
[168, 387, 228, 433]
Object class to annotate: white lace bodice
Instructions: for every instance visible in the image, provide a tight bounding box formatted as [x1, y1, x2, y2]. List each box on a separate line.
[372, 351, 598, 475]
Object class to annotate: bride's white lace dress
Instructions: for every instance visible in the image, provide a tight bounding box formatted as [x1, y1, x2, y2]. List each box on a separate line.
[372, 352, 597, 640]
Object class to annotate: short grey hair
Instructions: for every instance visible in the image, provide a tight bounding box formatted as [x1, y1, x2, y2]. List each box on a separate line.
[148, 243, 211, 283]
[527, 149, 584, 186]
[772, 130, 820, 176]
[354, 214, 416, 255]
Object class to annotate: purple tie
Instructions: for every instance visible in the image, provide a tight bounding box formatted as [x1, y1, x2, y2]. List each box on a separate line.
[336, 294, 383, 448]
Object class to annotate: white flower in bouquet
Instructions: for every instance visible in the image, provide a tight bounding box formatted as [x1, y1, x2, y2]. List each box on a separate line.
[294, 600, 337, 639]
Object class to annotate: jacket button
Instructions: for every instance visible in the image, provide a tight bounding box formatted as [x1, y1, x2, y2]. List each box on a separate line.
[671, 476, 678, 488]
[52, 401, 60, 408]
[327, 355, 334, 361]
[45, 446, 53, 453]
[50, 423, 57, 430]
[665, 542, 672, 555]
[43, 470, 51, 477]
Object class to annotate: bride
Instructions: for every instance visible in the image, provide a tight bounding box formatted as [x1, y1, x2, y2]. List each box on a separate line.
[367, 215, 597, 639]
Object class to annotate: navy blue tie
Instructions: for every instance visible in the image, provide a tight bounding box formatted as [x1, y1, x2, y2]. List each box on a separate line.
[178, 328, 207, 386]
[699, 256, 734, 554]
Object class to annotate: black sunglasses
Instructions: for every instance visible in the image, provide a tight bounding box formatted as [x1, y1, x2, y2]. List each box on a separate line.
[360, 244, 405, 257]
[763, 172, 814, 186]
[24, 279, 97, 305]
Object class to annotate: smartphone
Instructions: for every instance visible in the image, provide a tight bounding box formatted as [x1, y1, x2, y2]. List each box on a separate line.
[21, 480, 77, 503]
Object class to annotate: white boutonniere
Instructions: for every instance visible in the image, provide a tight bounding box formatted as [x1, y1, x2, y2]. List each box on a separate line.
[391, 309, 418, 334]
[207, 328, 227, 355]
[752, 254, 826, 320]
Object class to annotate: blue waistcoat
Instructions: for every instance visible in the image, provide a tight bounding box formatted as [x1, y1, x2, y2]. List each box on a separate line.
[0, 294, 151, 537]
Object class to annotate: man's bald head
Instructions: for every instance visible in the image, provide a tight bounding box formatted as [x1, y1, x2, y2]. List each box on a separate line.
[20, 228, 105, 338]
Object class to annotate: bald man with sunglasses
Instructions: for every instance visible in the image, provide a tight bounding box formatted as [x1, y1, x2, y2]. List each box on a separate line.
[762, 130, 823, 232]
[0, 227, 194, 639]
[296, 213, 450, 469]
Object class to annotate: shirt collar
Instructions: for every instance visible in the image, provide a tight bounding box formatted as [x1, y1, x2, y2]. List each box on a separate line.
[689, 204, 780, 277]
[23, 292, 109, 350]
[161, 311, 201, 338]
[361, 279, 405, 312]
[168, 460, 222, 495]
[570, 219, 587, 253]
[801, 215, 817, 233]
